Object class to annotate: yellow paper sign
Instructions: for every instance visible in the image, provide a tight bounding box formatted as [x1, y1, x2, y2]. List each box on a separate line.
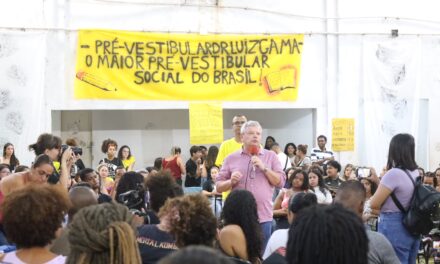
[189, 103, 223, 144]
[74, 30, 304, 101]
[332, 118, 355, 151]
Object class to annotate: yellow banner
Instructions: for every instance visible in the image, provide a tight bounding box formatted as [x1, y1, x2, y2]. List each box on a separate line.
[74, 30, 303, 101]
[332, 118, 355, 151]
[189, 103, 223, 144]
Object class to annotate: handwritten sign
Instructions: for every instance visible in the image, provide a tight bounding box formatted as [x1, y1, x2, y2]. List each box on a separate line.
[332, 118, 355, 151]
[74, 30, 304, 101]
[189, 103, 223, 144]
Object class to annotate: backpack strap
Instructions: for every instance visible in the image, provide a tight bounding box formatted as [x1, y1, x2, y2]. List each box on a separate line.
[390, 169, 416, 214]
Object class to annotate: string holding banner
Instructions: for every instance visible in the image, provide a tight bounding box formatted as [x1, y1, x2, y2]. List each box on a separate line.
[74, 30, 304, 101]
[189, 103, 223, 144]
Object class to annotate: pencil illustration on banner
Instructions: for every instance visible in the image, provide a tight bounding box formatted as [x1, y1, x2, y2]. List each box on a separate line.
[261, 65, 298, 95]
[76, 71, 118, 92]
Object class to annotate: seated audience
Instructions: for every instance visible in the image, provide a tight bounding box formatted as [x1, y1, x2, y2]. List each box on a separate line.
[136, 194, 181, 263]
[67, 202, 141, 263]
[219, 190, 262, 264]
[159, 245, 233, 264]
[291, 144, 311, 171]
[1, 184, 70, 263]
[1, 154, 54, 196]
[0, 164, 11, 180]
[323, 160, 343, 196]
[14, 165, 29, 173]
[51, 185, 98, 256]
[78, 168, 112, 203]
[167, 194, 217, 248]
[308, 168, 332, 204]
[145, 170, 184, 224]
[97, 163, 114, 195]
[1, 143, 20, 172]
[115, 171, 146, 219]
[286, 204, 368, 264]
[273, 170, 309, 230]
[341, 164, 355, 181]
[263, 192, 317, 262]
[335, 180, 399, 264]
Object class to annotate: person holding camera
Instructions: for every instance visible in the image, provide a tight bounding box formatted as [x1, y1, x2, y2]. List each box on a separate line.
[115, 171, 147, 220]
[28, 133, 74, 188]
[65, 138, 85, 176]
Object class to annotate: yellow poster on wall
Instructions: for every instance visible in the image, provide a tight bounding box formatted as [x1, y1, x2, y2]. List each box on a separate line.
[189, 103, 223, 144]
[332, 118, 355, 151]
[74, 30, 304, 101]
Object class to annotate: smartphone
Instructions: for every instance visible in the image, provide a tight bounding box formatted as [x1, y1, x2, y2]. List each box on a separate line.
[357, 167, 371, 178]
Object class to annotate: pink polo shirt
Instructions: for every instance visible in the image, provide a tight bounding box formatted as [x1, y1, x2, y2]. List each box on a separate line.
[216, 148, 286, 223]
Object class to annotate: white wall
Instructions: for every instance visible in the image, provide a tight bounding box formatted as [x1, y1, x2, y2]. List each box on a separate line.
[56, 108, 314, 169]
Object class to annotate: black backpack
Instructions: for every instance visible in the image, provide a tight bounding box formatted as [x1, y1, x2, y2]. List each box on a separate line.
[391, 169, 440, 236]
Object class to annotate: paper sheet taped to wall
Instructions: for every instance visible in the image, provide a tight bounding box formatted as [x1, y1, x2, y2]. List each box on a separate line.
[332, 118, 355, 151]
[189, 103, 223, 144]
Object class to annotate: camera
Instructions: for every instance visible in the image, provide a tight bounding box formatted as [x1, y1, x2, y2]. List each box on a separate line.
[118, 189, 144, 210]
[61, 144, 83, 156]
[356, 167, 371, 178]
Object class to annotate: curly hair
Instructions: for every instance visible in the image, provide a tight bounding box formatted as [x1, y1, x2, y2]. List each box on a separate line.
[115, 171, 145, 211]
[160, 194, 217, 248]
[288, 169, 309, 191]
[146, 170, 183, 213]
[67, 202, 141, 264]
[221, 189, 262, 263]
[286, 204, 368, 264]
[101, 139, 118, 154]
[2, 184, 70, 248]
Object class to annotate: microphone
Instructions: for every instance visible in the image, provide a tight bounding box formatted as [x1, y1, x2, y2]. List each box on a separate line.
[248, 145, 260, 172]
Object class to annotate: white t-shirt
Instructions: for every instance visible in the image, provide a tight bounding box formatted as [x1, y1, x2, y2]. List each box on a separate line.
[311, 186, 333, 204]
[262, 229, 288, 259]
[277, 152, 290, 170]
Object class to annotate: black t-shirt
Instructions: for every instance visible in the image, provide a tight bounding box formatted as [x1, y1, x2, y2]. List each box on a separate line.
[99, 157, 123, 178]
[137, 225, 178, 264]
[202, 179, 214, 192]
[185, 159, 201, 187]
[98, 193, 112, 204]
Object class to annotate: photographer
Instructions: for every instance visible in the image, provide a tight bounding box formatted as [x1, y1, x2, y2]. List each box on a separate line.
[65, 138, 85, 176]
[28, 133, 74, 189]
[115, 171, 148, 223]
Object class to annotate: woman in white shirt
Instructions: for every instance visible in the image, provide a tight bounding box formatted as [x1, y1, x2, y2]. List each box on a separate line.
[308, 168, 332, 204]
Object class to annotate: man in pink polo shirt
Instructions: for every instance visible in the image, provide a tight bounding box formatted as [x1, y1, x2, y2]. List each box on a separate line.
[216, 120, 286, 251]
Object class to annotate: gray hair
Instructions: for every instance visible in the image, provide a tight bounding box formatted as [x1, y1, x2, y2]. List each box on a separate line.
[240, 120, 262, 134]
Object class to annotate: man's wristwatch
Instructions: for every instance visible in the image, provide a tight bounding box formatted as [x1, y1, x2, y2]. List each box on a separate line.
[263, 167, 268, 173]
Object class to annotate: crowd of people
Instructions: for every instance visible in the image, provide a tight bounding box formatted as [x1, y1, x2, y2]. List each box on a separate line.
[0, 115, 436, 264]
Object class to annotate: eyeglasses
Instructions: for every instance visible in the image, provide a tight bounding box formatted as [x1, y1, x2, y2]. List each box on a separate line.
[233, 121, 246, 125]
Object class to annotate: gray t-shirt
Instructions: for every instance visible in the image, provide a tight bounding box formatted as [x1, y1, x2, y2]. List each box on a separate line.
[380, 168, 418, 212]
[367, 230, 400, 264]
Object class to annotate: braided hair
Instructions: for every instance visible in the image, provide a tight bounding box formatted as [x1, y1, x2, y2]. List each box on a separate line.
[286, 204, 368, 264]
[67, 202, 141, 264]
